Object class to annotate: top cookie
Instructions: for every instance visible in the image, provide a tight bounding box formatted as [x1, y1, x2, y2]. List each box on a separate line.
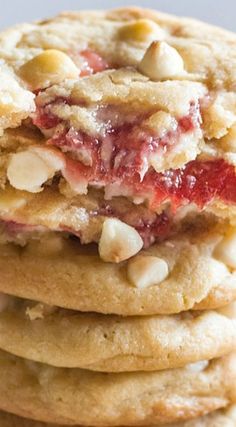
[1, 8, 236, 260]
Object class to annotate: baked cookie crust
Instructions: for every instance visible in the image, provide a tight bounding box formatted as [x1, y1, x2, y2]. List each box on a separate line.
[1, 7, 236, 254]
[0, 406, 236, 426]
[0, 350, 235, 426]
[0, 296, 235, 371]
[0, 228, 234, 315]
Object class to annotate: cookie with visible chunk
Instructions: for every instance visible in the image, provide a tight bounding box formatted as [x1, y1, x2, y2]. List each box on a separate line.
[1, 8, 236, 254]
[0, 226, 235, 315]
[0, 350, 235, 426]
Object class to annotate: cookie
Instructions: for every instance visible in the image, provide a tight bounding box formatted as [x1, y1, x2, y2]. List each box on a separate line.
[1, 8, 236, 254]
[0, 9, 236, 427]
[0, 228, 235, 315]
[28, 68, 236, 223]
[0, 406, 236, 427]
[0, 350, 235, 426]
[1, 130, 235, 253]
[0, 64, 35, 135]
[0, 295, 235, 371]
[2, 406, 236, 427]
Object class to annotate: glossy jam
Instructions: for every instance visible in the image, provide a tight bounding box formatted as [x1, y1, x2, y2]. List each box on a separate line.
[63, 155, 236, 211]
[93, 204, 170, 247]
[140, 159, 236, 210]
[34, 104, 62, 129]
[33, 95, 236, 212]
[129, 211, 170, 247]
[43, 103, 199, 182]
[79, 50, 109, 76]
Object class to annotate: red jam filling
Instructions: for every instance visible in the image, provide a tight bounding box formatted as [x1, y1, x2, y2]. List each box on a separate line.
[119, 210, 170, 247]
[79, 50, 109, 77]
[33, 98, 236, 213]
[140, 159, 236, 210]
[63, 155, 236, 211]
[0, 220, 46, 238]
[34, 104, 62, 129]
[91, 205, 170, 247]
[36, 102, 199, 178]
[0, 210, 170, 248]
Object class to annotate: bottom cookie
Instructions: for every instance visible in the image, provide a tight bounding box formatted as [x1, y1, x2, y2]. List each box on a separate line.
[0, 350, 235, 426]
[0, 406, 235, 426]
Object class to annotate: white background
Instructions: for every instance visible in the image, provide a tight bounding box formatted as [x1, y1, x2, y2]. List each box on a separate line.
[0, 0, 235, 32]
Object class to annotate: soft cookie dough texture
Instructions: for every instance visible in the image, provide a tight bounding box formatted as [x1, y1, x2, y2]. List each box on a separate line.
[0, 350, 235, 426]
[0, 228, 236, 315]
[0, 296, 235, 371]
[0, 407, 236, 427]
[0, 6, 236, 427]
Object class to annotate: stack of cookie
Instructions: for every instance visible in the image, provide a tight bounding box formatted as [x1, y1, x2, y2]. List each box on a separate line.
[0, 7, 236, 426]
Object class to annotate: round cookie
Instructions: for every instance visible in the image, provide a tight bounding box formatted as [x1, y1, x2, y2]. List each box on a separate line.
[1, 8, 236, 252]
[0, 406, 236, 426]
[0, 7, 236, 85]
[0, 296, 235, 371]
[0, 229, 234, 315]
[0, 350, 235, 426]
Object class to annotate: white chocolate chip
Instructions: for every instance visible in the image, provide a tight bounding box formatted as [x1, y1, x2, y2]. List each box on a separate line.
[118, 19, 164, 43]
[214, 231, 236, 269]
[26, 303, 56, 321]
[62, 171, 88, 196]
[185, 360, 209, 373]
[7, 147, 64, 193]
[30, 146, 65, 171]
[7, 151, 52, 193]
[19, 49, 79, 90]
[139, 41, 185, 81]
[127, 255, 169, 288]
[208, 258, 230, 285]
[99, 218, 143, 263]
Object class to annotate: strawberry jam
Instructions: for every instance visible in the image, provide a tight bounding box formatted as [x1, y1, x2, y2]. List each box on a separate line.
[44, 102, 200, 182]
[33, 96, 236, 213]
[79, 50, 109, 77]
[139, 159, 236, 210]
[60, 132, 236, 212]
[63, 155, 236, 212]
